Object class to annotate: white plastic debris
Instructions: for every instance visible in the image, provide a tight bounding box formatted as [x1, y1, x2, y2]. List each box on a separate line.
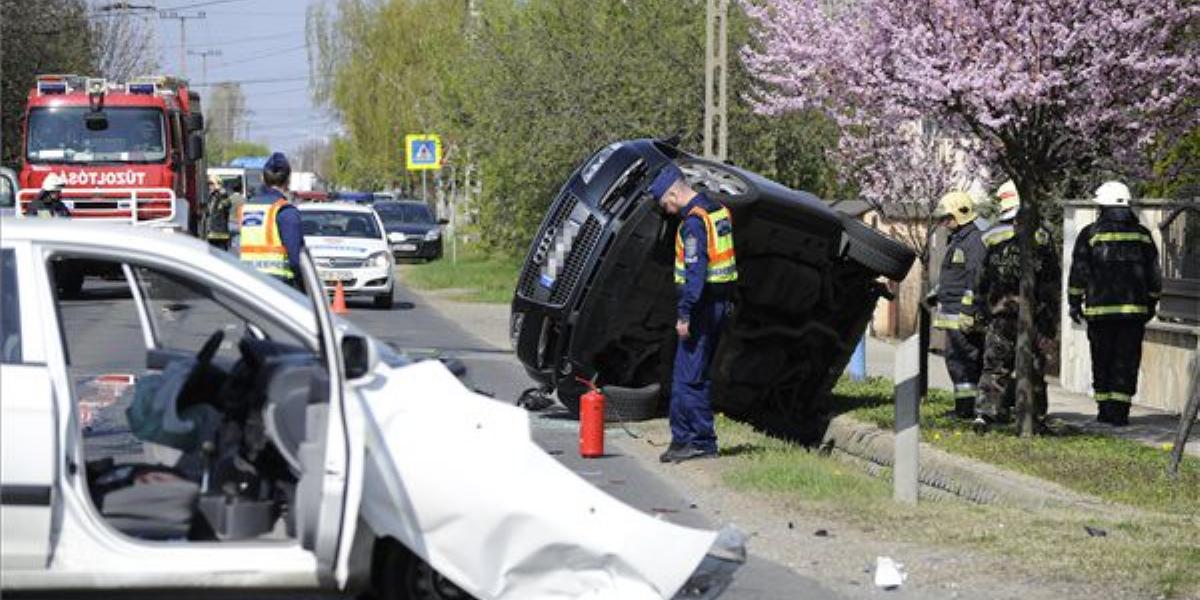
[874, 556, 907, 590]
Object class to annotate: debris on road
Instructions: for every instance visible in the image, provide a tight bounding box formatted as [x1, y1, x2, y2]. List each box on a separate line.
[1084, 525, 1108, 537]
[874, 556, 907, 590]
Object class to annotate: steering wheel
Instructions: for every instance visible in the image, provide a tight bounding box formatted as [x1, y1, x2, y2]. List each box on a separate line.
[196, 329, 225, 367]
[177, 330, 225, 410]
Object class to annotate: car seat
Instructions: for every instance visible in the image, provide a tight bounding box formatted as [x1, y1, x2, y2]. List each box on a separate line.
[345, 216, 369, 236]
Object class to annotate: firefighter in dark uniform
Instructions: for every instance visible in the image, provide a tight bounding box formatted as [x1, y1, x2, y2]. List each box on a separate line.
[1068, 180, 1161, 426]
[930, 191, 987, 419]
[204, 175, 233, 251]
[239, 153, 305, 291]
[650, 163, 737, 463]
[26, 174, 71, 218]
[969, 181, 1059, 432]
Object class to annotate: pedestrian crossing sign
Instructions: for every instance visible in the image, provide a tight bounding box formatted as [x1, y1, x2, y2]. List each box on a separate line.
[405, 134, 442, 171]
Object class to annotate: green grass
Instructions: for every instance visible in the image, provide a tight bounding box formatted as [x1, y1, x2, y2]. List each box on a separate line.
[688, 410, 1200, 598]
[399, 249, 522, 303]
[717, 416, 890, 503]
[832, 376, 1200, 515]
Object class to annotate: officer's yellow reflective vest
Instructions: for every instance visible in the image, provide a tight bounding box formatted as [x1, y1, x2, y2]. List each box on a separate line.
[239, 199, 294, 280]
[674, 205, 737, 285]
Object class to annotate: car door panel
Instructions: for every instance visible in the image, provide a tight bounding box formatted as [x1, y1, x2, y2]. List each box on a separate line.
[0, 364, 58, 569]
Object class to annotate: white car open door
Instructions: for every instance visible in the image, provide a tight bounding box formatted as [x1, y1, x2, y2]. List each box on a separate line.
[295, 248, 363, 590]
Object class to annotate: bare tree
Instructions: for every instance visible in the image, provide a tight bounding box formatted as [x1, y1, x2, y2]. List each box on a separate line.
[88, 2, 160, 81]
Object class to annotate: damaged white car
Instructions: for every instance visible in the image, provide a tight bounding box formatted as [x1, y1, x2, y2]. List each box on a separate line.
[0, 219, 743, 599]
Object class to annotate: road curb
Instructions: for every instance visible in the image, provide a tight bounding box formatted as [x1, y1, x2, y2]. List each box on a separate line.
[821, 414, 1112, 511]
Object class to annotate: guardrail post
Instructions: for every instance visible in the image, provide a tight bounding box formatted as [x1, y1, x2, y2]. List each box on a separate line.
[893, 333, 920, 504]
[1168, 338, 1200, 479]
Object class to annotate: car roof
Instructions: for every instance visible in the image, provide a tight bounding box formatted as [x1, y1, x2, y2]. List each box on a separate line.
[297, 202, 377, 214]
[1, 217, 216, 250]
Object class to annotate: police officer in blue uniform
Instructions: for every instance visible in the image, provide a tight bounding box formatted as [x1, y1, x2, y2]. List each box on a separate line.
[649, 163, 738, 463]
[240, 152, 305, 290]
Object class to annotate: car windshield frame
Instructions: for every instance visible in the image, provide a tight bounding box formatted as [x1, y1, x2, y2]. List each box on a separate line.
[300, 209, 383, 240]
[26, 106, 167, 164]
[376, 202, 435, 226]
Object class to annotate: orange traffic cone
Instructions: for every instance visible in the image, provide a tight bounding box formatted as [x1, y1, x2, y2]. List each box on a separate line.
[331, 281, 349, 314]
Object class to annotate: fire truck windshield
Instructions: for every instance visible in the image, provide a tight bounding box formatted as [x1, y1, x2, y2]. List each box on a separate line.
[26, 107, 166, 164]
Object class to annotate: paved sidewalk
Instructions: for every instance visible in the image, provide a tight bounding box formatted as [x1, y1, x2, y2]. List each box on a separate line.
[862, 335, 1199, 457]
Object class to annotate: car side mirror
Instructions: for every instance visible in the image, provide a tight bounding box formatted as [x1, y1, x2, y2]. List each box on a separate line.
[187, 132, 205, 163]
[342, 333, 377, 380]
[187, 113, 204, 131]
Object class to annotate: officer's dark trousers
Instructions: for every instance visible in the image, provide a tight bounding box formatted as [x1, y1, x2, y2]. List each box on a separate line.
[942, 327, 983, 415]
[1087, 319, 1145, 404]
[670, 297, 729, 453]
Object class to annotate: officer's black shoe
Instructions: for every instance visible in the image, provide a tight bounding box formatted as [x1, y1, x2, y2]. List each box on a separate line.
[1108, 403, 1131, 427]
[954, 398, 976, 420]
[660, 442, 686, 463]
[664, 444, 718, 463]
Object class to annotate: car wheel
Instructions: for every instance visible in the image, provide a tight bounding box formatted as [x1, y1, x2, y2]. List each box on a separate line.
[839, 216, 916, 282]
[372, 539, 474, 600]
[374, 289, 394, 309]
[601, 383, 662, 422]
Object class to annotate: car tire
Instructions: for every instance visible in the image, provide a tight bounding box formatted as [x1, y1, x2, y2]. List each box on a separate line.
[371, 538, 474, 600]
[601, 383, 662, 422]
[374, 289, 394, 309]
[839, 216, 916, 281]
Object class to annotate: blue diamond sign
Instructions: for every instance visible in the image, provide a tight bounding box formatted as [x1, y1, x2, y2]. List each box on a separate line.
[405, 134, 442, 171]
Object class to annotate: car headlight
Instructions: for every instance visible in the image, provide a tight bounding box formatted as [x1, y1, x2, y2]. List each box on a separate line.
[388, 232, 405, 242]
[424, 229, 441, 241]
[366, 251, 391, 268]
[580, 142, 622, 185]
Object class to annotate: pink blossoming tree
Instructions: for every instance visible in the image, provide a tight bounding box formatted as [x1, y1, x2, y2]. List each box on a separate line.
[742, 0, 1198, 435]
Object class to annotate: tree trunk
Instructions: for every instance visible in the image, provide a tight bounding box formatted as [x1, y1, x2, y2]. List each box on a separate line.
[1014, 184, 1042, 437]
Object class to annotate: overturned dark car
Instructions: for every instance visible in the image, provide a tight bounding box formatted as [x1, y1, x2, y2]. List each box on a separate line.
[511, 139, 915, 441]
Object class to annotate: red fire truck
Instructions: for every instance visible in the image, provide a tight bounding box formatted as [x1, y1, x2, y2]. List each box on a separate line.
[17, 74, 206, 233]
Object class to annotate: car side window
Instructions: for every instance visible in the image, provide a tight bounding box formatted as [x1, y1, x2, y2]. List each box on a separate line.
[0, 174, 14, 209]
[1, 249, 21, 364]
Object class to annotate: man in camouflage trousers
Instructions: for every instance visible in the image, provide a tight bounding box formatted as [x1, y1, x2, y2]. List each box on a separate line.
[969, 181, 1060, 433]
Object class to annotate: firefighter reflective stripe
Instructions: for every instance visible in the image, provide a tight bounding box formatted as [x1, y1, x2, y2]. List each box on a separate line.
[674, 205, 737, 284]
[933, 313, 962, 329]
[1068, 287, 1085, 296]
[983, 226, 1014, 247]
[1089, 232, 1153, 246]
[954, 384, 977, 400]
[961, 291, 974, 306]
[1095, 391, 1132, 403]
[239, 199, 293, 279]
[1083, 304, 1148, 317]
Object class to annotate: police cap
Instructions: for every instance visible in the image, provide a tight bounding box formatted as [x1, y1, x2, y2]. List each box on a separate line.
[648, 163, 684, 202]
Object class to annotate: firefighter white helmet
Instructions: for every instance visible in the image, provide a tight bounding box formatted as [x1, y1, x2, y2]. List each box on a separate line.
[1093, 180, 1131, 207]
[995, 180, 1020, 221]
[41, 173, 65, 192]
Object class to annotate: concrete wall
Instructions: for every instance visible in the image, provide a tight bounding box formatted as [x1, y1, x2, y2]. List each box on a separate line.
[1059, 201, 1199, 414]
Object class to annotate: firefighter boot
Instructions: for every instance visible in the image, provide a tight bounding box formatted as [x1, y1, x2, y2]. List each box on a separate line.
[1096, 400, 1112, 424]
[1108, 402, 1130, 427]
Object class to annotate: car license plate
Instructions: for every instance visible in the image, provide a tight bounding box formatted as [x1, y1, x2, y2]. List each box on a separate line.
[321, 270, 354, 281]
[393, 243, 417, 252]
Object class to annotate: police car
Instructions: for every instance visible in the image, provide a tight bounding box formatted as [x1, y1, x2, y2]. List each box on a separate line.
[298, 202, 395, 308]
[0, 219, 743, 599]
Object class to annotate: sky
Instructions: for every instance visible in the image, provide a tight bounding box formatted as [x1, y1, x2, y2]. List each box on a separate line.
[141, 0, 338, 155]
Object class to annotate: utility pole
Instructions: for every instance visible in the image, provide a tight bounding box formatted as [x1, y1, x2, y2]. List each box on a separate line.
[703, 0, 728, 161]
[159, 10, 206, 79]
[188, 49, 222, 87]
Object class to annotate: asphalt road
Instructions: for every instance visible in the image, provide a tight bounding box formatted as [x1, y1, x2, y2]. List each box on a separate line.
[58, 273, 842, 599]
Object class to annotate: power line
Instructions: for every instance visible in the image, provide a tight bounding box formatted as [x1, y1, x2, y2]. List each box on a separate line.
[191, 75, 309, 87]
[209, 43, 309, 69]
[188, 29, 306, 48]
[159, 0, 248, 10]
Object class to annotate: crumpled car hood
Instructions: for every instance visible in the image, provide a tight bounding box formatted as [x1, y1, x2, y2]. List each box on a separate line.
[357, 360, 718, 599]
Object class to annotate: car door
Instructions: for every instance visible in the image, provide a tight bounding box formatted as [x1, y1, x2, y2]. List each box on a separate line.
[0, 245, 60, 570]
[296, 247, 364, 590]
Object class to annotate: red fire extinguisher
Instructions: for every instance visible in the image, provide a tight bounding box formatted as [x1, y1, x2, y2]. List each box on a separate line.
[578, 376, 605, 458]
